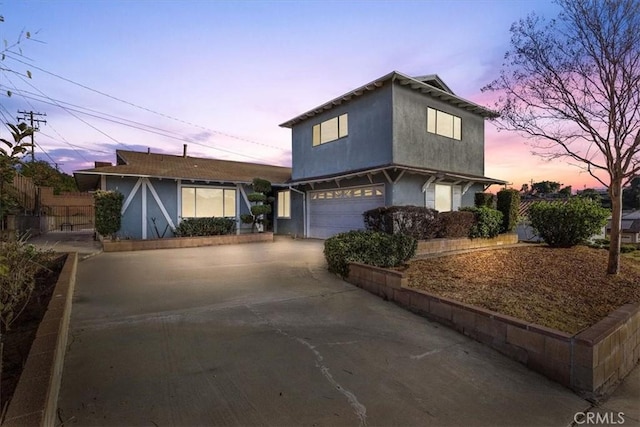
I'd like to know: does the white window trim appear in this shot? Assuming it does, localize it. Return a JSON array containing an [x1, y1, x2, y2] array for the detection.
[[427, 107, 462, 141], [312, 113, 348, 146], [179, 184, 237, 219]]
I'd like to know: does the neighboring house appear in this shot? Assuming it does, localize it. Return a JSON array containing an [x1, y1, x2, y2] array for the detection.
[[606, 211, 640, 243], [278, 71, 505, 238], [75, 71, 506, 240], [75, 149, 291, 239]]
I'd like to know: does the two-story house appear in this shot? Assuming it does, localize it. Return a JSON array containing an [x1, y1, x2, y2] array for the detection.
[[75, 71, 505, 240], [277, 71, 506, 238]]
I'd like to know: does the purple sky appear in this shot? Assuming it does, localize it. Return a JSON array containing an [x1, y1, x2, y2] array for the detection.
[[0, 0, 605, 191]]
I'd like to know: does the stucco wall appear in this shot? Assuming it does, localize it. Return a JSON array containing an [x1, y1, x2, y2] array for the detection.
[[392, 84, 485, 176], [291, 85, 393, 181], [274, 190, 304, 237]]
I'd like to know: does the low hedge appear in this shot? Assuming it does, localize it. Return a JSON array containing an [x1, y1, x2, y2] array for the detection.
[[462, 206, 503, 238], [363, 206, 440, 240], [174, 217, 236, 237], [324, 230, 417, 277], [438, 211, 475, 238]]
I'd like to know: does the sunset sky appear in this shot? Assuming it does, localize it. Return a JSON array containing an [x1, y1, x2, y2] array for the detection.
[[0, 0, 607, 191]]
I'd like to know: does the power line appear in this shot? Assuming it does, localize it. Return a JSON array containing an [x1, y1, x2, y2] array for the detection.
[[1, 86, 274, 163], [3, 52, 288, 152]]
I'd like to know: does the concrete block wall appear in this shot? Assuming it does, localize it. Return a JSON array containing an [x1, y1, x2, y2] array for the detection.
[[347, 262, 640, 398], [416, 233, 518, 256], [102, 232, 274, 252]]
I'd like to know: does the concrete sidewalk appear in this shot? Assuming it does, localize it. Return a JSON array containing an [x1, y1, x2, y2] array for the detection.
[[53, 239, 640, 426], [28, 229, 102, 260]]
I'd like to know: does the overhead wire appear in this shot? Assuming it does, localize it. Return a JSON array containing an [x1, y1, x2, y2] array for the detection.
[[1, 86, 275, 163], [4, 52, 288, 152]]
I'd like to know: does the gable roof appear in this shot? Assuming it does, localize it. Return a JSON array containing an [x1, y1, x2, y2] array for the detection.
[[279, 71, 497, 128], [74, 150, 292, 191]]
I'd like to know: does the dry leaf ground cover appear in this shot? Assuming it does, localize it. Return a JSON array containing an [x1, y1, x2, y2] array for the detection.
[[405, 245, 640, 334]]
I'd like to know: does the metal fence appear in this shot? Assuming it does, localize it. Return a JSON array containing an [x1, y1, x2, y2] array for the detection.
[[42, 205, 95, 231]]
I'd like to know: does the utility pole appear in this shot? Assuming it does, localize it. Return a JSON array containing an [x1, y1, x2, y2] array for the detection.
[[16, 110, 47, 162]]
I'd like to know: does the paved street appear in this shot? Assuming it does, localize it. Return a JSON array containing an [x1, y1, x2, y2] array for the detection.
[[58, 238, 591, 426]]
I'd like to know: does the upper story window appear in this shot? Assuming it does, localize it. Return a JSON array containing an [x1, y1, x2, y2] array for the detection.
[[181, 187, 236, 218], [427, 107, 461, 140], [312, 113, 348, 146]]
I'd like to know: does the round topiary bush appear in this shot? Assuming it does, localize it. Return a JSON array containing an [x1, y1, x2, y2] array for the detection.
[[528, 198, 610, 247], [323, 230, 417, 277]]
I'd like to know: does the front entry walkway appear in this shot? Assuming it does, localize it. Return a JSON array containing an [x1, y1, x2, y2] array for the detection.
[[58, 238, 590, 426]]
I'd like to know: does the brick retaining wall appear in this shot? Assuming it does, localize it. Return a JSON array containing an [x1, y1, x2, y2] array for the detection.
[[416, 233, 518, 256], [102, 232, 273, 252], [347, 262, 640, 398]]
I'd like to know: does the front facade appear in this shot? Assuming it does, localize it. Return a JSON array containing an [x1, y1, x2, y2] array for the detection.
[[75, 150, 292, 240], [279, 71, 505, 239], [75, 71, 505, 240]]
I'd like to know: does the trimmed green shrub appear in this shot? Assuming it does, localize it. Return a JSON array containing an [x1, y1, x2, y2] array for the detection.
[[251, 204, 271, 216], [252, 178, 272, 194], [462, 206, 503, 238], [247, 193, 267, 203], [240, 214, 254, 224], [323, 230, 417, 277], [438, 211, 475, 238], [363, 206, 440, 240], [496, 189, 520, 232], [94, 190, 123, 239], [621, 245, 637, 254], [474, 192, 496, 208], [528, 198, 609, 248], [174, 217, 235, 237]]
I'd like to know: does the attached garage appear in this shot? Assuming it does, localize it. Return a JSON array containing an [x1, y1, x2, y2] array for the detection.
[[307, 185, 385, 239]]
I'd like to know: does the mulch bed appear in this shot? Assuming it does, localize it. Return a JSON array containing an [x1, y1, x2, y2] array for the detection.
[[405, 245, 640, 334], [1, 254, 66, 415]]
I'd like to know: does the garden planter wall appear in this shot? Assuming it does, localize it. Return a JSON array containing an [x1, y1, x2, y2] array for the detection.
[[416, 233, 518, 256], [4, 252, 78, 426], [347, 262, 640, 399], [102, 232, 273, 252]]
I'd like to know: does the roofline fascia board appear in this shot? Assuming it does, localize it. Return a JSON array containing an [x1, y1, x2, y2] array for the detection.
[[279, 70, 498, 127], [288, 165, 506, 187], [74, 171, 289, 186]]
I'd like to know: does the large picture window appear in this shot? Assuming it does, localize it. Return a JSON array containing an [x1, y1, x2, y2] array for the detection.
[[312, 113, 348, 146], [277, 190, 291, 218], [181, 187, 236, 218], [427, 107, 461, 140]]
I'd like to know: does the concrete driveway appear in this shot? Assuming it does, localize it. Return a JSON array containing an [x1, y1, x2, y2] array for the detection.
[[58, 238, 589, 426]]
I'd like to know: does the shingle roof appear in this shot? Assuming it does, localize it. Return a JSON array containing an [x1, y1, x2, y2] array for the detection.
[[74, 150, 292, 191]]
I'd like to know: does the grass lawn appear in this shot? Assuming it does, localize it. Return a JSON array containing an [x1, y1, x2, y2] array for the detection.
[[405, 245, 640, 334]]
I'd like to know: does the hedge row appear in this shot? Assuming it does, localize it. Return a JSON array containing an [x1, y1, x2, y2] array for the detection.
[[363, 206, 504, 240], [174, 217, 236, 237], [323, 230, 417, 277]]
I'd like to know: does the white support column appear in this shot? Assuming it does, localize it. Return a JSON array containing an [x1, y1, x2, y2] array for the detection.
[[176, 179, 182, 225], [142, 180, 147, 239], [236, 184, 241, 235], [100, 175, 107, 191]]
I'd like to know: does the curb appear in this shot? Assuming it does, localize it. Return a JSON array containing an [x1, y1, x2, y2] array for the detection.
[[3, 252, 78, 426]]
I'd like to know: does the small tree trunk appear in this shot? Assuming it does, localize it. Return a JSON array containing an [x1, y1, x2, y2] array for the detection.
[[607, 179, 623, 275]]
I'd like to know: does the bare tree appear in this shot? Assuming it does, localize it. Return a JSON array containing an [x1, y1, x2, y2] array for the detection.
[[483, 0, 640, 274]]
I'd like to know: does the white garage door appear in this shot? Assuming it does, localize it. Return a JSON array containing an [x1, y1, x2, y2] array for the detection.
[[308, 185, 385, 239]]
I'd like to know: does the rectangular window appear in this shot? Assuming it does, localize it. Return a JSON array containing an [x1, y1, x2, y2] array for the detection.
[[434, 184, 453, 212], [277, 190, 291, 218], [312, 113, 348, 146], [181, 187, 236, 218], [427, 107, 461, 140]]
